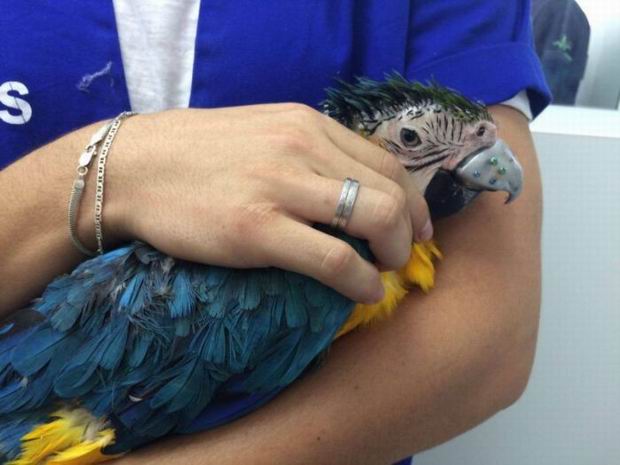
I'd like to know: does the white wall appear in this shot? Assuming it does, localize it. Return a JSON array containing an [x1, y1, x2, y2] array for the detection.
[[574, 0, 620, 109], [415, 125, 620, 465]]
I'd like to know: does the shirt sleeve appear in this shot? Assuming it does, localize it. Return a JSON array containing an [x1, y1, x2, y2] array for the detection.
[[501, 90, 533, 120], [405, 0, 551, 118]]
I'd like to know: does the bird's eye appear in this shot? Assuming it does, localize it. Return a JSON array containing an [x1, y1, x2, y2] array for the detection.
[[476, 126, 486, 137], [400, 128, 421, 147]]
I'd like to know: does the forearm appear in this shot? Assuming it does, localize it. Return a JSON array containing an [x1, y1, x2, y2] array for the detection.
[[112, 105, 542, 464], [0, 121, 129, 316]]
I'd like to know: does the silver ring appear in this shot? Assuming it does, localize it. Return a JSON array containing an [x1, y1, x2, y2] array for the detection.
[[331, 177, 360, 230]]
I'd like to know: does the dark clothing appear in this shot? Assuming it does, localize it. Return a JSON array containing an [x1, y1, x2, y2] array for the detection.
[[532, 0, 590, 104]]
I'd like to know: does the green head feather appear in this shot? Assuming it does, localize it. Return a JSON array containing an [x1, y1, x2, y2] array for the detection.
[[321, 73, 492, 128]]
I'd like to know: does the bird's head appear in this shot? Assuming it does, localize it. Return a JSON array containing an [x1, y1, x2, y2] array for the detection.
[[322, 75, 523, 219]]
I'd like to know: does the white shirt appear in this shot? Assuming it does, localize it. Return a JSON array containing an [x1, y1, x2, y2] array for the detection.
[[113, 0, 533, 119], [113, 0, 200, 113]]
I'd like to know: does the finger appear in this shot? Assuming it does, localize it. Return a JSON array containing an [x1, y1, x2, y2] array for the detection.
[[254, 216, 385, 304], [271, 174, 413, 270], [245, 102, 318, 114], [245, 102, 432, 241], [308, 148, 414, 243], [318, 118, 433, 241]]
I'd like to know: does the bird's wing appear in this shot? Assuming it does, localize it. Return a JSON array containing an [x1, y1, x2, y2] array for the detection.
[[0, 228, 368, 446]]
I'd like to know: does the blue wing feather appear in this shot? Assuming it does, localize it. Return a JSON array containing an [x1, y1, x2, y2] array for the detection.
[[10, 327, 67, 377], [0, 230, 372, 455]]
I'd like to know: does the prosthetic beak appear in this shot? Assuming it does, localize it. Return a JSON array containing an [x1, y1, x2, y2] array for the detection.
[[424, 140, 523, 220], [455, 140, 523, 204]]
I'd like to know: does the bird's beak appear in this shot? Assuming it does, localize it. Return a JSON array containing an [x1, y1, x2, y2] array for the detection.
[[423, 140, 523, 220], [454, 139, 523, 204]]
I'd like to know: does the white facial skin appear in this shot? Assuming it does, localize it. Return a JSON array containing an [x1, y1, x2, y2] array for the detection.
[[363, 105, 497, 193]]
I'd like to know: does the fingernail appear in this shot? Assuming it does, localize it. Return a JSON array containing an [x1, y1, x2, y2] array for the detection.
[[417, 219, 434, 242], [365, 284, 385, 304]]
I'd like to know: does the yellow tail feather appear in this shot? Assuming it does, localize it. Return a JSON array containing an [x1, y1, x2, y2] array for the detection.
[[8, 409, 119, 465]]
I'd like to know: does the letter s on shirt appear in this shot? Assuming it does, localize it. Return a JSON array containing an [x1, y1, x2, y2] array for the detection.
[[0, 81, 32, 125]]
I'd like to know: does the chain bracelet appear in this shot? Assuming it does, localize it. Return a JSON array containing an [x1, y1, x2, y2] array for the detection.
[[68, 119, 115, 256], [94, 111, 136, 255]]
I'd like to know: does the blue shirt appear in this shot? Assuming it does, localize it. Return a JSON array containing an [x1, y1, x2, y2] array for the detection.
[[0, 1, 550, 463], [1, 0, 550, 170]]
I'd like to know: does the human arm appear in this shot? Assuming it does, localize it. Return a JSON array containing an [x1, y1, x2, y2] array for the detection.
[[0, 104, 432, 318], [0, 120, 110, 315], [110, 104, 541, 464]]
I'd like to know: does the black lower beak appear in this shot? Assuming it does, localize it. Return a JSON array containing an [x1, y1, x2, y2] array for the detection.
[[424, 170, 481, 220]]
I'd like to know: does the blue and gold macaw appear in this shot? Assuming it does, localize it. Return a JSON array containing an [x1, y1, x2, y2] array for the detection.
[[0, 75, 522, 464]]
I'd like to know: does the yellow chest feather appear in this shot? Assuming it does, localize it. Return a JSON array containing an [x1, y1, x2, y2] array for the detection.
[[336, 240, 442, 338]]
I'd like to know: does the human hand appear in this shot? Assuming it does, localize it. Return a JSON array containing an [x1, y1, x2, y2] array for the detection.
[[100, 104, 432, 303]]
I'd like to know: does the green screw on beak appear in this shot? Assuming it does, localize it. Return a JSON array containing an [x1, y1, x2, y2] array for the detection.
[[455, 140, 523, 204]]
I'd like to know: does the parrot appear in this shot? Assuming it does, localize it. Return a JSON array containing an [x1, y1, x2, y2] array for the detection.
[[0, 74, 523, 465]]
